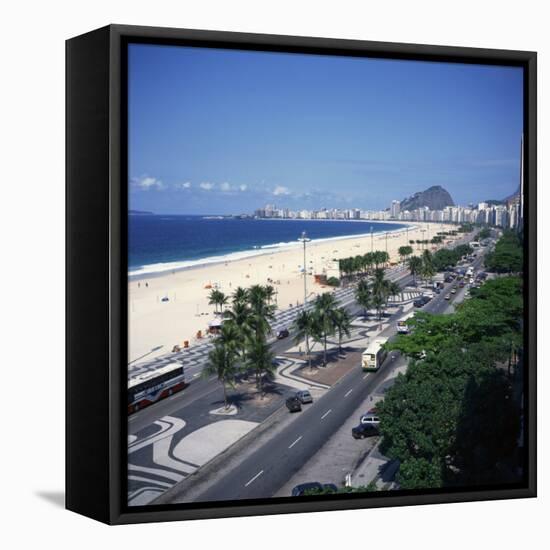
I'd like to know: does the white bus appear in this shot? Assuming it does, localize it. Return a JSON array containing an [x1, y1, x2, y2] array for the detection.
[[362, 338, 388, 372], [128, 362, 186, 414], [397, 312, 415, 334]]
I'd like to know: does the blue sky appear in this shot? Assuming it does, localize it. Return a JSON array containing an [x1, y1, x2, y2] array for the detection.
[[128, 44, 523, 215]]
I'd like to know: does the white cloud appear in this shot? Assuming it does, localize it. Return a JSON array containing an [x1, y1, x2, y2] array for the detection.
[[174, 181, 192, 190], [273, 185, 290, 196], [239, 184, 248, 192], [199, 182, 215, 191], [220, 182, 231, 192], [132, 175, 164, 190]]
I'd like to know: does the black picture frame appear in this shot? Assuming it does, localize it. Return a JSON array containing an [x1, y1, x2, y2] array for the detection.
[[66, 24, 537, 525]]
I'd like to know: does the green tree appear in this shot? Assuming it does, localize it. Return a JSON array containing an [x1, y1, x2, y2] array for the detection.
[[203, 323, 240, 409], [208, 289, 228, 314], [292, 309, 315, 369], [398, 245, 413, 263], [355, 278, 372, 318], [311, 293, 338, 365], [245, 338, 276, 396], [333, 307, 352, 354], [407, 256, 422, 287]]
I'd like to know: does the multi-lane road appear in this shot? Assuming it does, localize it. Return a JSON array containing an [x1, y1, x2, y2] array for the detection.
[[128, 232, 480, 504], [170, 246, 487, 502]]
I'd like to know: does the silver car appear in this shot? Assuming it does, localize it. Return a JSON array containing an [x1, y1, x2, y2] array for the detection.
[[296, 390, 313, 404]]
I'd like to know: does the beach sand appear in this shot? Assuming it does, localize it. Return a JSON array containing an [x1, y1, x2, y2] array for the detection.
[[128, 222, 456, 364]]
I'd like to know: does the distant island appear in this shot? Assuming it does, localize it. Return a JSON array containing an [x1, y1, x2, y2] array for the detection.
[[129, 209, 154, 216]]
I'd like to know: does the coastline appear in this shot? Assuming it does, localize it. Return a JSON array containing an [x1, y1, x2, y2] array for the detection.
[[128, 221, 455, 365], [128, 220, 416, 280]]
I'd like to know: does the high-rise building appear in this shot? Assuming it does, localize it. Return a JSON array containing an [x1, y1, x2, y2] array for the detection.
[[390, 200, 401, 218]]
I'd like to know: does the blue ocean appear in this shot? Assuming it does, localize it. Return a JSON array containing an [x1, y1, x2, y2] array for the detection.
[[128, 215, 407, 277]]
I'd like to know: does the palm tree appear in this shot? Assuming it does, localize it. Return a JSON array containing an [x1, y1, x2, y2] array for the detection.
[[386, 280, 401, 307], [203, 323, 240, 409], [371, 268, 390, 320], [232, 286, 249, 306], [312, 293, 338, 366], [224, 300, 253, 362], [292, 310, 315, 369], [264, 285, 276, 305], [208, 289, 228, 314], [333, 307, 352, 354], [355, 278, 372, 318], [421, 250, 435, 286], [245, 338, 276, 395], [407, 255, 422, 287], [248, 284, 276, 340], [398, 245, 413, 264], [208, 289, 221, 313]]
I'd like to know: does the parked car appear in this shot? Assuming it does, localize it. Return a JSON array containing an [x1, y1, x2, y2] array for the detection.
[[445, 294, 451, 300], [296, 390, 313, 404], [277, 328, 290, 339], [451, 288, 457, 294], [360, 409, 380, 425], [352, 423, 379, 439], [291, 482, 338, 496], [286, 396, 302, 412]]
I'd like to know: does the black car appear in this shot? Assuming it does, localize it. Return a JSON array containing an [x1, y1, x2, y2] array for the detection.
[[352, 423, 379, 439], [291, 482, 338, 496], [277, 328, 290, 339], [414, 295, 431, 307], [286, 396, 302, 412]]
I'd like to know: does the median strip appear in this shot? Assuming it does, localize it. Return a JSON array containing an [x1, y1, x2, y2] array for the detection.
[[244, 470, 264, 487]]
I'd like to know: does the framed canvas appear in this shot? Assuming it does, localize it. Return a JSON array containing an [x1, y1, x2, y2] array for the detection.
[[66, 24, 537, 525]]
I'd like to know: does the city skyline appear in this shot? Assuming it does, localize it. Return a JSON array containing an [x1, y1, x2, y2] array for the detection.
[[129, 44, 523, 215]]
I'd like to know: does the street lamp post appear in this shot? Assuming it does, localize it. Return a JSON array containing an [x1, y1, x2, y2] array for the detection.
[[370, 226, 373, 253], [298, 231, 311, 307]]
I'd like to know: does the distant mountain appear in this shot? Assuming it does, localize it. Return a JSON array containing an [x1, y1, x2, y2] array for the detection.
[[400, 185, 455, 211], [483, 186, 520, 207], [503, 186, 520, 205], [129, 209, 154, 216]]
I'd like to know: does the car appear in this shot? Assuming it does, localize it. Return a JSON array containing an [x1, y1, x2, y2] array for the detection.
[[291, 482, 322, 496], [360, 409, 380, 425], [434, 288, 441, 294], [451, 288, 457, 294], [277, 328, 290, 339], [286, 396, 302, 412], [296, 390, 313, 404], [458, 281, 464, 288], [413, 299, 424, 308], [445, 294, 451, 300], [352, 423, 379, 439], [291, 482, 338, 496]]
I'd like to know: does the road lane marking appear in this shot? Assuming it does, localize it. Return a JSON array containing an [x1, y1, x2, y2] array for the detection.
[[344, 389, 353, 397], [288, 436, 303, 449], [363, 374, 369, 380], [193, 373, 200, 378], [321, 409, 332, 420], [245, 470, 264, 487]]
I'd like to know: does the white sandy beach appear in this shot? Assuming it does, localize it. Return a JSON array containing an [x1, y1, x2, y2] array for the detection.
[[128, 222, 456, 364]]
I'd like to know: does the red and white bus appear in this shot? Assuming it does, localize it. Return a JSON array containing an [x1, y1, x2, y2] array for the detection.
[[128, 362, 186, 414]]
